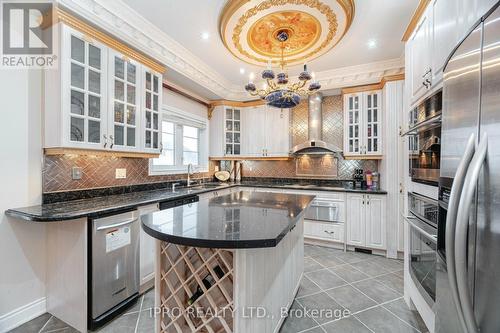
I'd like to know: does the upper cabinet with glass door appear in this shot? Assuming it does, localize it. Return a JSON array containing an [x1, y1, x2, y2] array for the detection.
[[224, 108, 241, 156], [143, 69, 162, 153], [44, 23, 164, 155], [109, 51, 140, 151], [44, 25, 108, 150], [343, 90, 383, 158]]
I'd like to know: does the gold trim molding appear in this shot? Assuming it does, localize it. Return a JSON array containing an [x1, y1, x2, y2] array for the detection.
[[401, 0, 431, 42], [55, 8, 166, 73], [341, 73, 405, 94], [45, 148, 160, 159], [219, 0, 355, 66], [208, 99, 266, 119]]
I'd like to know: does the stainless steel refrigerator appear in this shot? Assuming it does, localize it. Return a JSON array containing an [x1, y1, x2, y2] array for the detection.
[[436, 2, 500, 333]]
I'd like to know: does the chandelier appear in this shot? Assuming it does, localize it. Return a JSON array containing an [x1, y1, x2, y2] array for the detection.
[[244, 29, 321, 108]]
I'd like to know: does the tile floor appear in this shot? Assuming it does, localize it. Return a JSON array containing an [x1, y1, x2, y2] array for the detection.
[[280, 244, 428, 333], [9, 245, 427, 333], [8, 289, 154, 333]]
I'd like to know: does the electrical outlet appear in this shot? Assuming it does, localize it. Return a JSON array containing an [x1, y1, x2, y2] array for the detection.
[[72, 167, 82, 180], [115, 168, 127, 179]]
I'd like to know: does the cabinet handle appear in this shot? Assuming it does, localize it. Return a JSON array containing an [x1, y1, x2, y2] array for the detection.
[[159, 142, 163, 153], [103, 134, 108, 148], [109, 135, 114, 149], [324, 230, 335, 235], [362, 194, 365, 205]]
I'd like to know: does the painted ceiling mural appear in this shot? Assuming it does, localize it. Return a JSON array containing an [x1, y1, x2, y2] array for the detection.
[[219, 0, 355, 66]]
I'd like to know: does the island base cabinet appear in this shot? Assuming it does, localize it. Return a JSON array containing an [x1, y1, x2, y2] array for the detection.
[[154, 220, 304, 333], [346, 194, 386, 250]]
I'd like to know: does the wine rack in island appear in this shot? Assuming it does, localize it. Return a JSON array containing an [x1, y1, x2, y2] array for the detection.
[[158, 243, 235, 333], [155, 219, 304, 333]]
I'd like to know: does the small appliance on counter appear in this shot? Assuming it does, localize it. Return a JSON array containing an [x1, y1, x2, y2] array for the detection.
[[353, 168, 365, 189]]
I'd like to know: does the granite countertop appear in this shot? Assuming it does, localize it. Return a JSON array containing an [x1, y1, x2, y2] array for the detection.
[[5, 184, 234, 222], [240, 181, 387, 194], [5, 180, 386, 222], [141, 191, 315, 248]]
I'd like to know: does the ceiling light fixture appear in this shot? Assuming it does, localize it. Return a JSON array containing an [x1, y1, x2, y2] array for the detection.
[[367, 39, 377, 49], [244, 29, 320, 109], [201, 32, 210, 40], [239, 68, 245, 74]]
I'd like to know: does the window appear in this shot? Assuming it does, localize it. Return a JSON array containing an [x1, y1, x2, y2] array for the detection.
[[153, 121, 174, 166], [150, 107, 208, 175], [183, 126, 199, 165]]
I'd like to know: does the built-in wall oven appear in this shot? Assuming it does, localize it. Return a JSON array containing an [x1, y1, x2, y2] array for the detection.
[[407, 192, 438, 308], [406, 91, 442, 186]]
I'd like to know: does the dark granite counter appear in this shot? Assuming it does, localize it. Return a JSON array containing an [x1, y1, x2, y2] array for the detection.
[[141, 191, 315, 248], [5, 184, 234, 222], [239, 181, 387, 194], [5, 180, 386, 222]]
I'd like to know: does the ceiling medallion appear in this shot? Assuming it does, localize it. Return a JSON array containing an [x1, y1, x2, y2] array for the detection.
[[219, 0, 355, 66], [244, 29, 321, 109]]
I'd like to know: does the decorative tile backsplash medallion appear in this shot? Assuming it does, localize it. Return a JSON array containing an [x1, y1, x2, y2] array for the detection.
[[242, 95, 378, 179], [296, 155, 338, 177], [43, 154, 213, 193]]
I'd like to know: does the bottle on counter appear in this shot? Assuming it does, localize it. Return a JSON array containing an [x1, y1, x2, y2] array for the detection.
[[372, 172, 379, 190], [366, 171, 373, 189]]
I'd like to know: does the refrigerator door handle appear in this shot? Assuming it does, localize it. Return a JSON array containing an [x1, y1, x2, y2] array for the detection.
[[455, 133, 488, 333], [446, 133, 476, 333]]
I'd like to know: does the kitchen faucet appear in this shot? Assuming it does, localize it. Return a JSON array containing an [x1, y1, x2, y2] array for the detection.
[[187, 163, 195, 186]]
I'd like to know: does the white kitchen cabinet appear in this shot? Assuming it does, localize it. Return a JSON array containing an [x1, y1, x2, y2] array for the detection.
[[108, 50, 141, 151], [241, 106, 266, 157], [364, 194, 386, 249], [265, 107, 290, 156], [209, 106, 242, 157], [343, 91, 382, 157], [142, 69, 162, 153], [138, 203, 159, 287], [346, 193, 386, 250], [346, 194, 365, 246], [430, 0, 458, 86], [304, 221, 344, 243], [45, 25, 108, 150], [44, 23, 163, 154], [210, 105, 289, 158], [406, 0, 498, 107], [410, 10, 432, 104]]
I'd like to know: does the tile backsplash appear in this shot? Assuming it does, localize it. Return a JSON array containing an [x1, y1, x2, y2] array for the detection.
[[42, 95, 378, 192], [42, 154, 211, 193], [239, 95, 378, 179]]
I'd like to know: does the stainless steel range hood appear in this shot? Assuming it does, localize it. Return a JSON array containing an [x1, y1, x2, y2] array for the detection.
[[292, 92, 342, 155]]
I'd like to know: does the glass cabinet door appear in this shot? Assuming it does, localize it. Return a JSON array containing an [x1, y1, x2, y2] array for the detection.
[[346, 94, 361, 154], [111, 53, 139, 150], [144, 70, 161, 150], [365, 92, 381, 154], [224, 108, 241, 155], [68, 33, 106, 147]]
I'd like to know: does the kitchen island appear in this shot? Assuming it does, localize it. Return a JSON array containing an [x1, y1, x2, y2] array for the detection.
[[141, 190, 315, 333]]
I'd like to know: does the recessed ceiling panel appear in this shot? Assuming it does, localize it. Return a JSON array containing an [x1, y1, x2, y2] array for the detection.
[[220, 0, 355, 66]]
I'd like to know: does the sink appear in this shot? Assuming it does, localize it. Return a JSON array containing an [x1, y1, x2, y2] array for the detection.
[[186, 183, 224, 190]]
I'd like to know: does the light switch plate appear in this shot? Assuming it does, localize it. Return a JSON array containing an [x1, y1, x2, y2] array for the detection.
[[72, 167, 82, 180], [115, 168, 127, 179]]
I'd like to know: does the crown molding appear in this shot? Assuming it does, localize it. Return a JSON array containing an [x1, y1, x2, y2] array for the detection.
[[56, 0, 405, 101], [56, 0, 242, 97]]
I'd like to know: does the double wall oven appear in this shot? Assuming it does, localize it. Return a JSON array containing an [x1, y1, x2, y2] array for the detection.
[[407, 91, 442, 186], [407, 192, 438, 308]]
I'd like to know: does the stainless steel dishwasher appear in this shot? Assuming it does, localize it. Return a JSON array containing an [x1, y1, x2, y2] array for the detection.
[[89, 209, 140, 329]]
